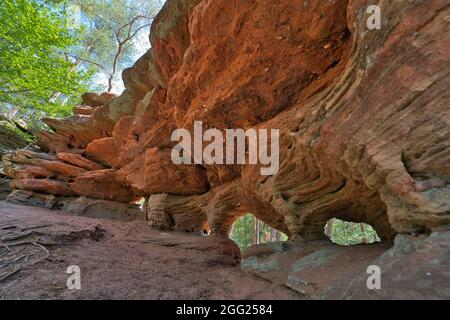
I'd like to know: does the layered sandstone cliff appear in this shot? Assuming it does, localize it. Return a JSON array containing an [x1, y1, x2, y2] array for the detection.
[[3, 0, 449, 241]]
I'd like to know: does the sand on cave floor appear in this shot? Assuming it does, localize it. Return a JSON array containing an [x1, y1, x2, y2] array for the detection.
[[0, 201, 300, 300]]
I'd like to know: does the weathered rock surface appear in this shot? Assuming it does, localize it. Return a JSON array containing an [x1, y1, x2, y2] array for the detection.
[[6, 190, 142, 221], [3, 0, 450, 243], [241, 233, 450, 299], [71, 170, 136, 203], [85, 137, 120, 167], [10, 179, 75, 196], [323, 231, 450, 299], [1, 201, 448, 299], [3, 149, 132, 203], [117, 148, 210, 196], [0, 176, 11, 200], [6, 189, 58, 208], [56, 153, 105, 171], [0, 202, 295, 299]]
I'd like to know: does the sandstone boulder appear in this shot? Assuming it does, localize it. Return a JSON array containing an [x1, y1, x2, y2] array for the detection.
[[82, 92, 116, 107], [6, 190, 143, 221], [118, 148, 209, 196], [71, 170, 136, 203], [85, 137, 120, 168], [56, 152, 104, 171], [10, 179, 74, 196], [73, 106, 94, 116]]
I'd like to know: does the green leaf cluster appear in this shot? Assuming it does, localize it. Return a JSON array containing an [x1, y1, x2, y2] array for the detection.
[[230, 214, 288, 250], [325, 218, 380, 246], [0, 0, 90, 118]]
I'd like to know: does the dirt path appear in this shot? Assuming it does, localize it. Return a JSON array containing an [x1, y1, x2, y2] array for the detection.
[[0, 202, 299, 300]]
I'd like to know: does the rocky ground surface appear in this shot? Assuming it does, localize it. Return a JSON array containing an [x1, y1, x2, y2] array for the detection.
[[1, 201, 448, 300], [241, 234, 450, 299], [0, 202, 298, 300]]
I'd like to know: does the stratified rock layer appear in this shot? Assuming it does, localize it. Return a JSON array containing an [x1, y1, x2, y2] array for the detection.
[[3, 0, 450, 240]]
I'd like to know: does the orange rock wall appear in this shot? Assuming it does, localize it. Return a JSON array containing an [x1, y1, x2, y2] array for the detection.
[[4, 0, 450, 240]]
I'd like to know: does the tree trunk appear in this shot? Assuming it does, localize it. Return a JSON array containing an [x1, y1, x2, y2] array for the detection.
[[252, 216, 257, 245], [108, 43, 124, 92], [229, 222, 234, 238], [360, 223, 368, 244], [326, 219, 334, 241], [256, 219, 260, 244], [271, 228, 277, 242], [275, 230, 281, 241]]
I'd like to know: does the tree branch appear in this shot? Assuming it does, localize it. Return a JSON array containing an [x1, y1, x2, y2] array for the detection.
[[66, 53, 113, 76], [76, 2, 120, 38], [125, 23, 151, 42], [118, 15, 146, 40]]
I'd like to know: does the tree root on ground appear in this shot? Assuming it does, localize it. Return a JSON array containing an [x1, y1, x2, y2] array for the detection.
[[0, 236, 52, 283]]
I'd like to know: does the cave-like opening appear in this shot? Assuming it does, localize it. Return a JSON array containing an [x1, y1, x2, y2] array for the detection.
[[324, 218, 380, 246], [229, 213, 288, 250]]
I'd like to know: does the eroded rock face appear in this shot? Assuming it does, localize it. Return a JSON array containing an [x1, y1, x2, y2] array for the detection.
[[0, 176, 11, 200], [117, 148, 209, 196], [71, 170, 136, 203], [3, 0, 449, 240], [6, 190, 142, 221]]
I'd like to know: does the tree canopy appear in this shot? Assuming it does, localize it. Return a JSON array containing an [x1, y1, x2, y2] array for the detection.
[[0, 0, 163, 133], [230, 214, 288, 249], [70, 0, 161, 92], [0, 0, 90, 118], [324, 218, 380, 246]]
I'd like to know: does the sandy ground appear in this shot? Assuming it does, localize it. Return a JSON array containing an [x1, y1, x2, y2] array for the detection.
[[0, 202, 300, 300]]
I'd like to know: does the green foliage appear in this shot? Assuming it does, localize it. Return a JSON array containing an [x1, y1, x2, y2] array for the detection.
[[0, 0, 163, 132], [0, 0, 90, 118], [0, 119, 34, 145], [325, 218, 380, 246], [230, 214, 254, 249], [0, 116, 33, 173], [230, 214, 288, 250]]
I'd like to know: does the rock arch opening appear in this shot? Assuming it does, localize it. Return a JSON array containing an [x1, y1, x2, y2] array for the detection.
[[230, 213, 288, 250], [324, 218, 380, 246]]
